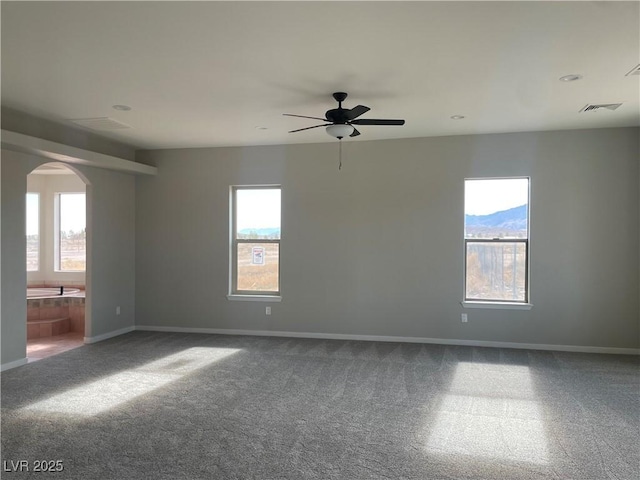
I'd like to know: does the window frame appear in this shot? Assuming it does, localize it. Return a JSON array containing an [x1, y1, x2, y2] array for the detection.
[[26, 192, 40, 272], [463, 177, 531, 305], [55, 192, 86, 273], [229, 185, 281, 298], [464, 238, 529, 303]]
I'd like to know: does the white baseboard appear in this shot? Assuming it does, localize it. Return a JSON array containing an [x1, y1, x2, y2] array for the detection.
[[1, 357, 28, 372], [135, 326, 640, 355], [1, 326, 635, 373], [84, 325, 135, 344]]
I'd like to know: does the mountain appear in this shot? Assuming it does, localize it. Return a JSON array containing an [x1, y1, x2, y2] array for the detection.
[[238, 227, 281, 238], [465, 204, 527, 232]]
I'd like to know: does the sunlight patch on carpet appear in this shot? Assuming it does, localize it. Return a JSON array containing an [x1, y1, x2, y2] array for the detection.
[[23, 347, 240, 416], [426, 363, 549, 465]]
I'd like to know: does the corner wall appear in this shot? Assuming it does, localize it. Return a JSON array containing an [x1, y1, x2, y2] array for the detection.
[[135, 127, 640, 350], [1, 149, 136, 366]]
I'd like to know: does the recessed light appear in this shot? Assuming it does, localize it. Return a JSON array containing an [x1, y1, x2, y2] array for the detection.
[[450, 115, 465, 120], [112, 104, 131, 111], [559, 74, 582, 82], [255, 126, 268, 130]]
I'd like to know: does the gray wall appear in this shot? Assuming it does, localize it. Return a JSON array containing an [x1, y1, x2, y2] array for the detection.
[[1, 149, 136, 365], [135, 127, 640, 349]]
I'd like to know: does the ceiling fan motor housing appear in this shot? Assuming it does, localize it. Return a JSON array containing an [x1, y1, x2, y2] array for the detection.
[[325, 108, 349, 123], [326, 92, 350, 122]]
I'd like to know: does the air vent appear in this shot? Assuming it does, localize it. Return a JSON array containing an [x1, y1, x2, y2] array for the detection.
[[579, 103, 622, 113], [69, 117, 131, 131], [625, 64, 640, 76]]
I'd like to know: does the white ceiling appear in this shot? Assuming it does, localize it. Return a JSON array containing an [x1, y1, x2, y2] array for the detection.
[[2, 1, 639, 150], [31, 164, 75, 175], [29, 163, 75, 175]]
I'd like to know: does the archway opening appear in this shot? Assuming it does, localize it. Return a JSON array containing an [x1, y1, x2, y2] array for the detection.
[[25, 163, 90, 361]]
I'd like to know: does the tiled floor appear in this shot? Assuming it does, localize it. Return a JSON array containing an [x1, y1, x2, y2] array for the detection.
[[27, 332, 84, 362]]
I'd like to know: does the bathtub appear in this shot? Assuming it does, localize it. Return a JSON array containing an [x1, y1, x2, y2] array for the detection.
[[27, 287, 86, 339], [27, 287, 82, 299]]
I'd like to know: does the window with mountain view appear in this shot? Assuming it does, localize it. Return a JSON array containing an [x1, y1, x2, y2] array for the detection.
[[231, 186, 281, 295], [464, 178, 529, 303]]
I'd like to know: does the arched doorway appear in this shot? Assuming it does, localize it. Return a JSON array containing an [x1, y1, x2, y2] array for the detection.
[[25, 162, 91, 361]]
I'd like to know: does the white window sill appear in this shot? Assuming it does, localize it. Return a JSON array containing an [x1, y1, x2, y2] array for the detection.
[[227, 295, 282, 303], [461, 301, 533, 310]]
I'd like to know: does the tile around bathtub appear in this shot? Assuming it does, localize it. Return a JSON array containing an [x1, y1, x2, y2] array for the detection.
[[27, 307, 40, 321], [70, 313, 85, 334], [39, 307, 57, 320], [27, 324, 40, 340], [39, 323, 52, 338]]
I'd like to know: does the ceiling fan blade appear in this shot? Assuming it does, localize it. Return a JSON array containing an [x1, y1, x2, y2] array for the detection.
[[283, 113, 328, 122], [351, 119, 405, 126], [350, 128, 361, 137], [288, 124, 328, 133], [346, 105, 370, 120]]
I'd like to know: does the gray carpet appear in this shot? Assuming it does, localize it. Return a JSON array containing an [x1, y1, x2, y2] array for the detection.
[[1, 331, 638, 479]]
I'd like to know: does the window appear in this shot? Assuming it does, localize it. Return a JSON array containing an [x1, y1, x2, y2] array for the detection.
[[230, 186, 281, 296], [56, 193, 86, 271], [26, 193, 40, 271], [464, 178, 529, 303]]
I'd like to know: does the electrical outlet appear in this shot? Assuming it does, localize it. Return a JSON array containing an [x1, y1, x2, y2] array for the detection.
[[116, 306, 121, 315], [265, 306, 271, 315], [461, 313, 468, 323]]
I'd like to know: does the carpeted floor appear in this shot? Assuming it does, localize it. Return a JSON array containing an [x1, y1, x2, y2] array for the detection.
[[1, 331, 638, 479]]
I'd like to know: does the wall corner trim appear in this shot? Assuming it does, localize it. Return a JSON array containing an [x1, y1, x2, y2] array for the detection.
[[84, 326, 136, 344], [0, 358, 28, 372], [134, 326, 640, 355], [1, 129, 157, 176]]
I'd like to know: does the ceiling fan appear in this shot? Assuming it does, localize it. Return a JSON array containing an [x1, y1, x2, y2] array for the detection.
[[283, 92, 405, 139]]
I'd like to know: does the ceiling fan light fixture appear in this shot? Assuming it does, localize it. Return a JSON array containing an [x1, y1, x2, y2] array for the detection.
[[326, 124, 354, 139]]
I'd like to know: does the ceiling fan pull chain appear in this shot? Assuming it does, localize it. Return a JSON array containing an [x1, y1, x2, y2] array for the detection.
[[339, 139, 343, 170]]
